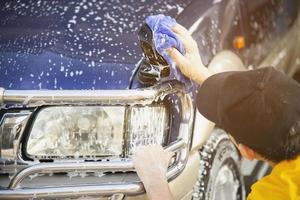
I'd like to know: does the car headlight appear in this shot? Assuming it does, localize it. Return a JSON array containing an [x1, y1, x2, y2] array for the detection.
[[26, 105, 169, 159], [0, 112, 31, 160], [27, 106, 125, 158], [127, 105, 169, 155]]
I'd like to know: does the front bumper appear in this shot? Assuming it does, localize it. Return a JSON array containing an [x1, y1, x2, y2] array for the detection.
[[0, 80, 194, 199]]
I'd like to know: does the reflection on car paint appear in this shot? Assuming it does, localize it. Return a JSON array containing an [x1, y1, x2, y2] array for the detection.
[[0, 0, 192, 90]]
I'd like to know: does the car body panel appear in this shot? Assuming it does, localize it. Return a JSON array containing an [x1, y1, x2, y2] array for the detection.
[[0, 0, 192, 90], [240, 0, 299, 69], [258, 10, 300, 75]]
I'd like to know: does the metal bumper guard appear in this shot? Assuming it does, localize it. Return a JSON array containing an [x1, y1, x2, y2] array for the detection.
[[0, 81, 193, 199]]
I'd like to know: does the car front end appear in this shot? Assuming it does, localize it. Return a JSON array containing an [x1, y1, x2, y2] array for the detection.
[[0, 79, 199, 199]]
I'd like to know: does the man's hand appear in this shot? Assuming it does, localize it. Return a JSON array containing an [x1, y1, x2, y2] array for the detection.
[[133, 144, 174, 200], [168, 24, 212, 84]]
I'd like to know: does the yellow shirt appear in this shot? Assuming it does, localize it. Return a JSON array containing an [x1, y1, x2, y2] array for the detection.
[[247, 156, 300, 200]]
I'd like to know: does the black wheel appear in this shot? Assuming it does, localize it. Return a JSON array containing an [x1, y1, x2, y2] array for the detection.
[[192, 129, 245, 200]]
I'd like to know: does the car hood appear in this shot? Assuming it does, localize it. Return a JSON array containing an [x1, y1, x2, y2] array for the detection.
[[0, 0, 191, 90]]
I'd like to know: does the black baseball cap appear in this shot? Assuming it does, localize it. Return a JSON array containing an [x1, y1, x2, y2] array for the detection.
[[197, 67, 300, 154]]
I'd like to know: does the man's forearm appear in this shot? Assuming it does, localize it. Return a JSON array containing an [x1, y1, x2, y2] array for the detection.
[[143, 174, 174, 200], [192, 64, 212, 85], [133, 145, 174, 200]]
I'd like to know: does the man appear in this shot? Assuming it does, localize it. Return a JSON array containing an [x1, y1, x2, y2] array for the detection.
[[133, 24, 300, 200]]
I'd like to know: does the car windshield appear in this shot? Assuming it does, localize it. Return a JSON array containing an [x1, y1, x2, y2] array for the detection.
[[0, 0, 191, 64]]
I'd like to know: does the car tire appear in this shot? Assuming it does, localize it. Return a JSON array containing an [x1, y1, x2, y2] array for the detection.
[[192, 129, 245, 200]]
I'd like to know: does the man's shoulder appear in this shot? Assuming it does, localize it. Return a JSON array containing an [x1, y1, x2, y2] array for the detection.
[[247, 173, 287, 200], [247, 157, 300, 200]]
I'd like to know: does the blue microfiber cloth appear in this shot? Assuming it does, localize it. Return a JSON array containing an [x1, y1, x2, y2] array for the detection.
[[145, 14, 192, 87], [145, 14, 185, 64]]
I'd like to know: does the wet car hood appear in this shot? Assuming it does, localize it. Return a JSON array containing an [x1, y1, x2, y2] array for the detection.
[[0, 0, 191, 90]]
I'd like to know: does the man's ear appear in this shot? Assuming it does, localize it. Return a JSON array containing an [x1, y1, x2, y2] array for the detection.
[[238, 144, 256, 160]]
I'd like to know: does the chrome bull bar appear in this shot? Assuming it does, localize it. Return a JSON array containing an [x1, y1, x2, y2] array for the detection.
[[0, 80, 194, 199], [0, 81, 186, 106]]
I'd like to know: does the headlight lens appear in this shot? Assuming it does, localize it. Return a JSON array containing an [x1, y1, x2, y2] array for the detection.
[[127, 105, 169, 155], [27, 106, 125, 158], [26, 105, 170, 159], [0, 112, 31, 159]]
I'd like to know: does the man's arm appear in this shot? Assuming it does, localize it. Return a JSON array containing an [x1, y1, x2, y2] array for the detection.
[[133, 23, 211, 200], [133, 145, 174, 200], [168, 24, 212, 85]]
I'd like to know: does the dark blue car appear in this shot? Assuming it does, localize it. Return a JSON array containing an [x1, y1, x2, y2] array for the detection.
[[0, 0, 299, 199]]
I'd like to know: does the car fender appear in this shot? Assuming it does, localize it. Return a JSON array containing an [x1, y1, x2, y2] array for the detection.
[[191, 50, 246, 151]]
